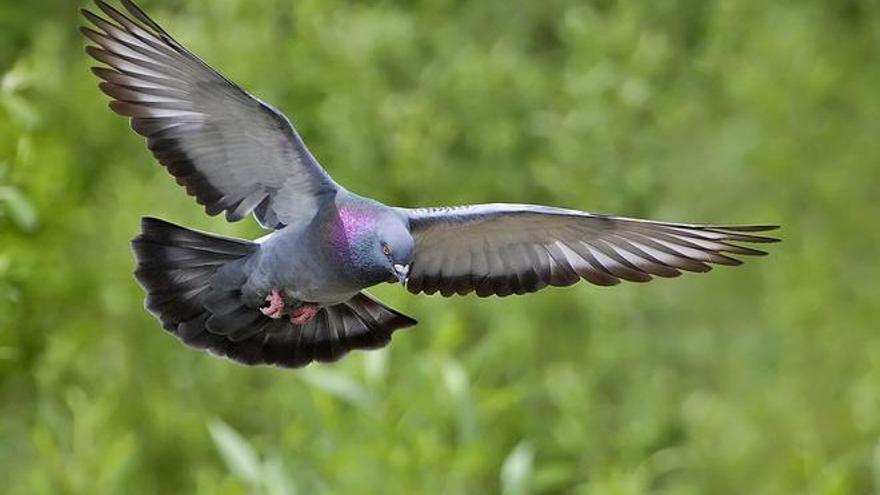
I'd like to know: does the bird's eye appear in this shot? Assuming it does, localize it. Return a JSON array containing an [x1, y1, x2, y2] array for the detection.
[[383, 244, 392, 256]]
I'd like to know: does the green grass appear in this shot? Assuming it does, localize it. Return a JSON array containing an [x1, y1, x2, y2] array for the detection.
[[1, 0, 879, 493]]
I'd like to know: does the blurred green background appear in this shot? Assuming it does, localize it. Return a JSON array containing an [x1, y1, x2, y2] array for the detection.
[[1, 0, 878, 493]]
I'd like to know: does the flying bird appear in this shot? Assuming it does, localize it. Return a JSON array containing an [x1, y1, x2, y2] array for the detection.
[[81, 0, 779, 368]]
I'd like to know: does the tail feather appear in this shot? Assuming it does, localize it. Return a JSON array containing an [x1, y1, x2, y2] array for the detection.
[[205, 306, 263, 339], [302, 292, 417, 366], [132, 216, 417, 368], [133, 217, 256, 332]]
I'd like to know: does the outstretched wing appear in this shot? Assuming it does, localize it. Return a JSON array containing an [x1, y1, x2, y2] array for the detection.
[[402, 204, 779, 297], [81, 0, 338, 229]]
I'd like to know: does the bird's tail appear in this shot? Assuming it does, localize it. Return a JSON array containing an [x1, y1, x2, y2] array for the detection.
[[132, 216, 258, 335], [131, 217, 417, 368]]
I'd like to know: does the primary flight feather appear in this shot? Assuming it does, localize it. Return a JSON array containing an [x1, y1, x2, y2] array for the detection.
[[81, 0, 779, 368]]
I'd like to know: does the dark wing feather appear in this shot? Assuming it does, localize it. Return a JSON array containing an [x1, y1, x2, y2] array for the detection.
[[402, 204, 779, 297], [81, 0, 338, 228]]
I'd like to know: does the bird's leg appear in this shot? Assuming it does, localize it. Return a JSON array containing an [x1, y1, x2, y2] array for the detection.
[[290, 303, 320, 326], [259, 289, 285, 319]]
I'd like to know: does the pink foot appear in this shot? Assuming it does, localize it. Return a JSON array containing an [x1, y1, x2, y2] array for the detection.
[[260, 289, 285, 319], [290, 303, 320, 326]]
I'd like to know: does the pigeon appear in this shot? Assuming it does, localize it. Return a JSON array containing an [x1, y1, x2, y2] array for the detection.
[[81, 0, 779, 368]]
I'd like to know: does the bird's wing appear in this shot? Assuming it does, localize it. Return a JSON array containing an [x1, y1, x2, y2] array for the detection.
[[401, 204, 779, 297], [81, 0, 338, 229]]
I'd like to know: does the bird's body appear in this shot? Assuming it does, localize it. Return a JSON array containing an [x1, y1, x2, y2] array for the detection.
[[245, 192, 409, 306], [82, 0, 779, 368]]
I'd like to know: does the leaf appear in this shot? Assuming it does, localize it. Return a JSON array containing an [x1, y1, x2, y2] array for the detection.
[[263, 456, 297, 495], [442, 359, 478, 443], [1, 94, 39, 129], [441, 359, 469, 399], [208, 419, 261, 486], [363, 348, 389, 386], [0, 186, 39, 232], [501, 441, 534, 495], [299, 368, 374, 409]]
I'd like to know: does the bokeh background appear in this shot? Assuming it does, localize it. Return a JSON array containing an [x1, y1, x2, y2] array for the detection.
[[1, 0, 878, 493]]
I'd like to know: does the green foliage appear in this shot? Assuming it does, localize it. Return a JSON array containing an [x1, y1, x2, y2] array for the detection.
[[1, 0, 879, 493]]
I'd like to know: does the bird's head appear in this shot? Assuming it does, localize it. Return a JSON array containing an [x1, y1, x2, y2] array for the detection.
[[376, 216, 414, 284], [326, 204, 413, 287]]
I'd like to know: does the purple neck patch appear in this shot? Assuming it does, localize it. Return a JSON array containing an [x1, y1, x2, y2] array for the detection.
[[325, 205, 378, 266]]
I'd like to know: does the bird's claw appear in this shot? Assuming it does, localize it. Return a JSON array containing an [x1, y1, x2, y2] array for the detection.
[[290, 303, 320, 326], [260, 289, 285, 319]]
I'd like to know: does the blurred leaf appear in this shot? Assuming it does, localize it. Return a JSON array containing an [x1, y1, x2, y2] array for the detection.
[[2, 62, 30, 93], [501, 441, 534, 495], [299, 368, 374, 409], [262, 457, 297, 495], [363, 348, 389, 386], [442, 359, 478, 444], [442, 359, 469, 399], [1, 95, 39, 130], [1, 64, 39, 130], [0, 186, 38, 232], [208, 420, 261, 487]]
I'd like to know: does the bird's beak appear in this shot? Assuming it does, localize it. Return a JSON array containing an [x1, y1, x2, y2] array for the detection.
[[392, 263, 409, 285]]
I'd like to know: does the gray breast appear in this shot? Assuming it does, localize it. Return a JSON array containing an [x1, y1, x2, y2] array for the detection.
[[246, 226, 361, 304]]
